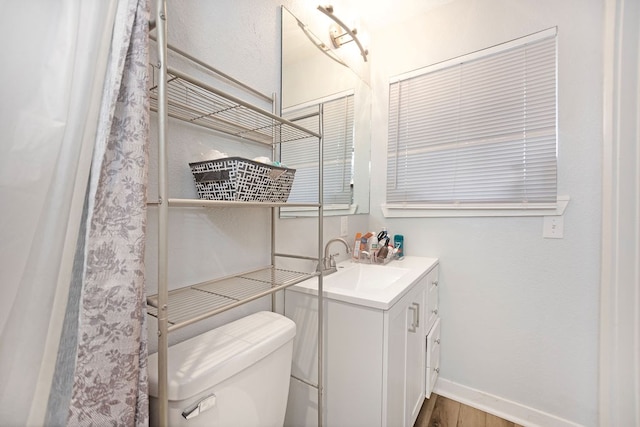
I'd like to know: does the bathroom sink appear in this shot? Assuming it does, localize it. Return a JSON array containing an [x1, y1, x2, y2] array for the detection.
[[289, 256, 439, 310], [327, 264, 409, 291]]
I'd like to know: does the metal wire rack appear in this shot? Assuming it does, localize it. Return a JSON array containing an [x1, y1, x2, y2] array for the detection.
[[149, 66, 320, 145], [146, 267, 317, 330], [150, 7, 324, 424]]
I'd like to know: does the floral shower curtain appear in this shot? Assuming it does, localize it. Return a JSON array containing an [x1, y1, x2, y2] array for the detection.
[[1, 0, 149, 425], [64, 0, 151, 425]]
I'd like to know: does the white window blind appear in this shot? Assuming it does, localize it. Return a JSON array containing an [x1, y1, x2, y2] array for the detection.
[[282, 93, 355, 205], [387, 29, 557, 208]]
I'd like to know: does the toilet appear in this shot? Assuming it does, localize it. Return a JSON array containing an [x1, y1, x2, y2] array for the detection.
[[148, 311, 296, 426]]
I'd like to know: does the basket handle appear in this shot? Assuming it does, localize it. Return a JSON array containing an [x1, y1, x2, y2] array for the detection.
[[193, 170, 230, 183], [269, 169, 287, 181]]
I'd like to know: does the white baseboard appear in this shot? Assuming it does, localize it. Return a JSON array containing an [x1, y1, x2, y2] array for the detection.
[[433, 378, 584, 427]]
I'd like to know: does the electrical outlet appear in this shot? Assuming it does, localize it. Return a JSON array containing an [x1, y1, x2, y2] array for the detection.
[[543, 215, 564, 238], [340, 216, 348, 237]]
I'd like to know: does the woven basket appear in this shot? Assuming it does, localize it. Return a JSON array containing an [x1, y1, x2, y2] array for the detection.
[[189, 157, 296, 202]]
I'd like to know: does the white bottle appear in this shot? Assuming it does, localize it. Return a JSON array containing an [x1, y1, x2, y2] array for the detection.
[[352, 232, 362, 260], [369, 231, 379, 255]]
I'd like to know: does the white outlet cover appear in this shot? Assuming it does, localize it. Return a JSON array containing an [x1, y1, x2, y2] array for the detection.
[[543, 215, 564, 238]]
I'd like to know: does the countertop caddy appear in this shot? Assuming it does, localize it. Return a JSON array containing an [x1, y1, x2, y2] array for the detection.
[[284, 256, 441, 427]]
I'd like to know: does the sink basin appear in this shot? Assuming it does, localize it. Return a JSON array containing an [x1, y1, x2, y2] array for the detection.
[[289, 256, 439, 310], [326, 264, 409, 291]]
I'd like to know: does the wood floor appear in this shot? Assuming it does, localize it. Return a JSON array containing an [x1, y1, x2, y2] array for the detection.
[[414, 394, 525, 427]]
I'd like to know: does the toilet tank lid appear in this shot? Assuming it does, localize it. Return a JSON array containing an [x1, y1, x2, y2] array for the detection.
[[148, 311, 296, 401]]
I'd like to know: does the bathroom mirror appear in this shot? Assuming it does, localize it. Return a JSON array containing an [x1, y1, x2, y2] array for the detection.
[[280, 6, 371, 217]]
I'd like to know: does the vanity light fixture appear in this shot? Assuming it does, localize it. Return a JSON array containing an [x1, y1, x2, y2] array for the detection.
[[294, 16, 348, 67], [317, 5, 369, 62]]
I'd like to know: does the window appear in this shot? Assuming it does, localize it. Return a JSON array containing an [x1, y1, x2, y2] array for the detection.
[[385, 28, 558, 216], [281, 91, 355, 213]]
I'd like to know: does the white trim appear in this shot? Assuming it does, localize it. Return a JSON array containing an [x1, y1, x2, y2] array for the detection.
[[599, 0, 640, 425], [434, 378, 584, 427], [280, 204, 357, 217], [390, 27, 557, 84], [382, 196, 569, 218], [283, 88, 355, 113]]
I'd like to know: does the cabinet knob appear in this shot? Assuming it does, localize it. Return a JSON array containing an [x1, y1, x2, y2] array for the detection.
[[435, 338, 440, 345], [432, 280, 439, 286], [434, 367, 440, 373], [432, 309, 438, 315]]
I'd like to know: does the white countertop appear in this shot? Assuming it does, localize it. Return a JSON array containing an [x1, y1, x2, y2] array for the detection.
[[287, 256, 439, 310]]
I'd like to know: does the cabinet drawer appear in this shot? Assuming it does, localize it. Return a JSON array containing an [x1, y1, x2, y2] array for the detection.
[[425, 317, 441, 398], [425, 268, 439, 332]]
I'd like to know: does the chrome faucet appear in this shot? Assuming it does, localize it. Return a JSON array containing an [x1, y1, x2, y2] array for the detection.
[[322, 237, 351, 274]]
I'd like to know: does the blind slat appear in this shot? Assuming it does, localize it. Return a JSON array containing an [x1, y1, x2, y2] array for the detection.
[[283, 94, 355, 204], [387, 32, 557, 206]]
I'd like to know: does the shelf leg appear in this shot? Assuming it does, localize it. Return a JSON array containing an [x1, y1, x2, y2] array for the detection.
[[155, 0, 169, 426]]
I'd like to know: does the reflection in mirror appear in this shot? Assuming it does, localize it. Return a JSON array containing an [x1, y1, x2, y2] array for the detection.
[[280, 6, 371, 217]]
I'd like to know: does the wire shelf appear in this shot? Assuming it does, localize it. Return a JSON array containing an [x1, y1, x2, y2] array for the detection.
[[149, 67, 320, 145], [146, 267, 316, 330]]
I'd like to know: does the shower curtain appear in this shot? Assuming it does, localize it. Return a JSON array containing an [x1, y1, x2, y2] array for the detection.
[[0, 0, 150, 425], [65, 0, 150, 424]]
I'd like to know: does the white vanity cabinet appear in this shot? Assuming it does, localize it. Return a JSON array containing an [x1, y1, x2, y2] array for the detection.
[[284, 258, 440, 427], [386, 263, 440, 423], [385, 274, 428, 426]]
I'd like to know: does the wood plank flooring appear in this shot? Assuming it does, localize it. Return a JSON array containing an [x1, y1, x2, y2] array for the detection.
[[414, 394, 525, 427]]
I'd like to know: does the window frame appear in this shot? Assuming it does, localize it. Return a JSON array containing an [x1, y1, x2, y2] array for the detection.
[[280, 89, 356, 217], [383, 27, 567, 218]]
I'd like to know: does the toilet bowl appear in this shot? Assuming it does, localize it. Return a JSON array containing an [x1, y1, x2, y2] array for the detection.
[[148, 311, 296, 426]]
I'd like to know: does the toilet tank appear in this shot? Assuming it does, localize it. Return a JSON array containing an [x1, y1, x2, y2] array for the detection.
[[148, 311, 296, 427]]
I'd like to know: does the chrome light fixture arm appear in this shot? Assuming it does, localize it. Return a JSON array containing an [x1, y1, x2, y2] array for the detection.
[[317, 5, 369, 62]]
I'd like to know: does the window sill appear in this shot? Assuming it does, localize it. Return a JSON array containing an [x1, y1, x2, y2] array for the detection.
[[280, 204, 358, 218], [381, 196, 570, 218]]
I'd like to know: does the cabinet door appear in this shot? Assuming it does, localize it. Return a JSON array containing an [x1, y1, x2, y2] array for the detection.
[[385, 280, 425, 427], [405, 282, 426, 426], [385, 294, 408, 426], [425, 317, 441, 398]]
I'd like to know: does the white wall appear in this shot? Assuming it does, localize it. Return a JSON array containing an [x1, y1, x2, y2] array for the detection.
[[148, 0, 603, 426], [367, 1, 603, 426]]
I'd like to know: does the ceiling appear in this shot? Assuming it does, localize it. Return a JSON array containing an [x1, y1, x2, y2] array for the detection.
[[328, 0, 454, 30]]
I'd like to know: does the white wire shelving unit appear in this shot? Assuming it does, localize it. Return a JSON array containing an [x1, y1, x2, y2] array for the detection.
[[149, 2, 325, 426]]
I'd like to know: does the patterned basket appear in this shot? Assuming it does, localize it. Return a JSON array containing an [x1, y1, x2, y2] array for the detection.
[[189, 157, 296, 202]]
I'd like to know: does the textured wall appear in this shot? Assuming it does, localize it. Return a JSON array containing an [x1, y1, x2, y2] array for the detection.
[[367, 1, 603, 425], [146, 1, 603, 425]]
